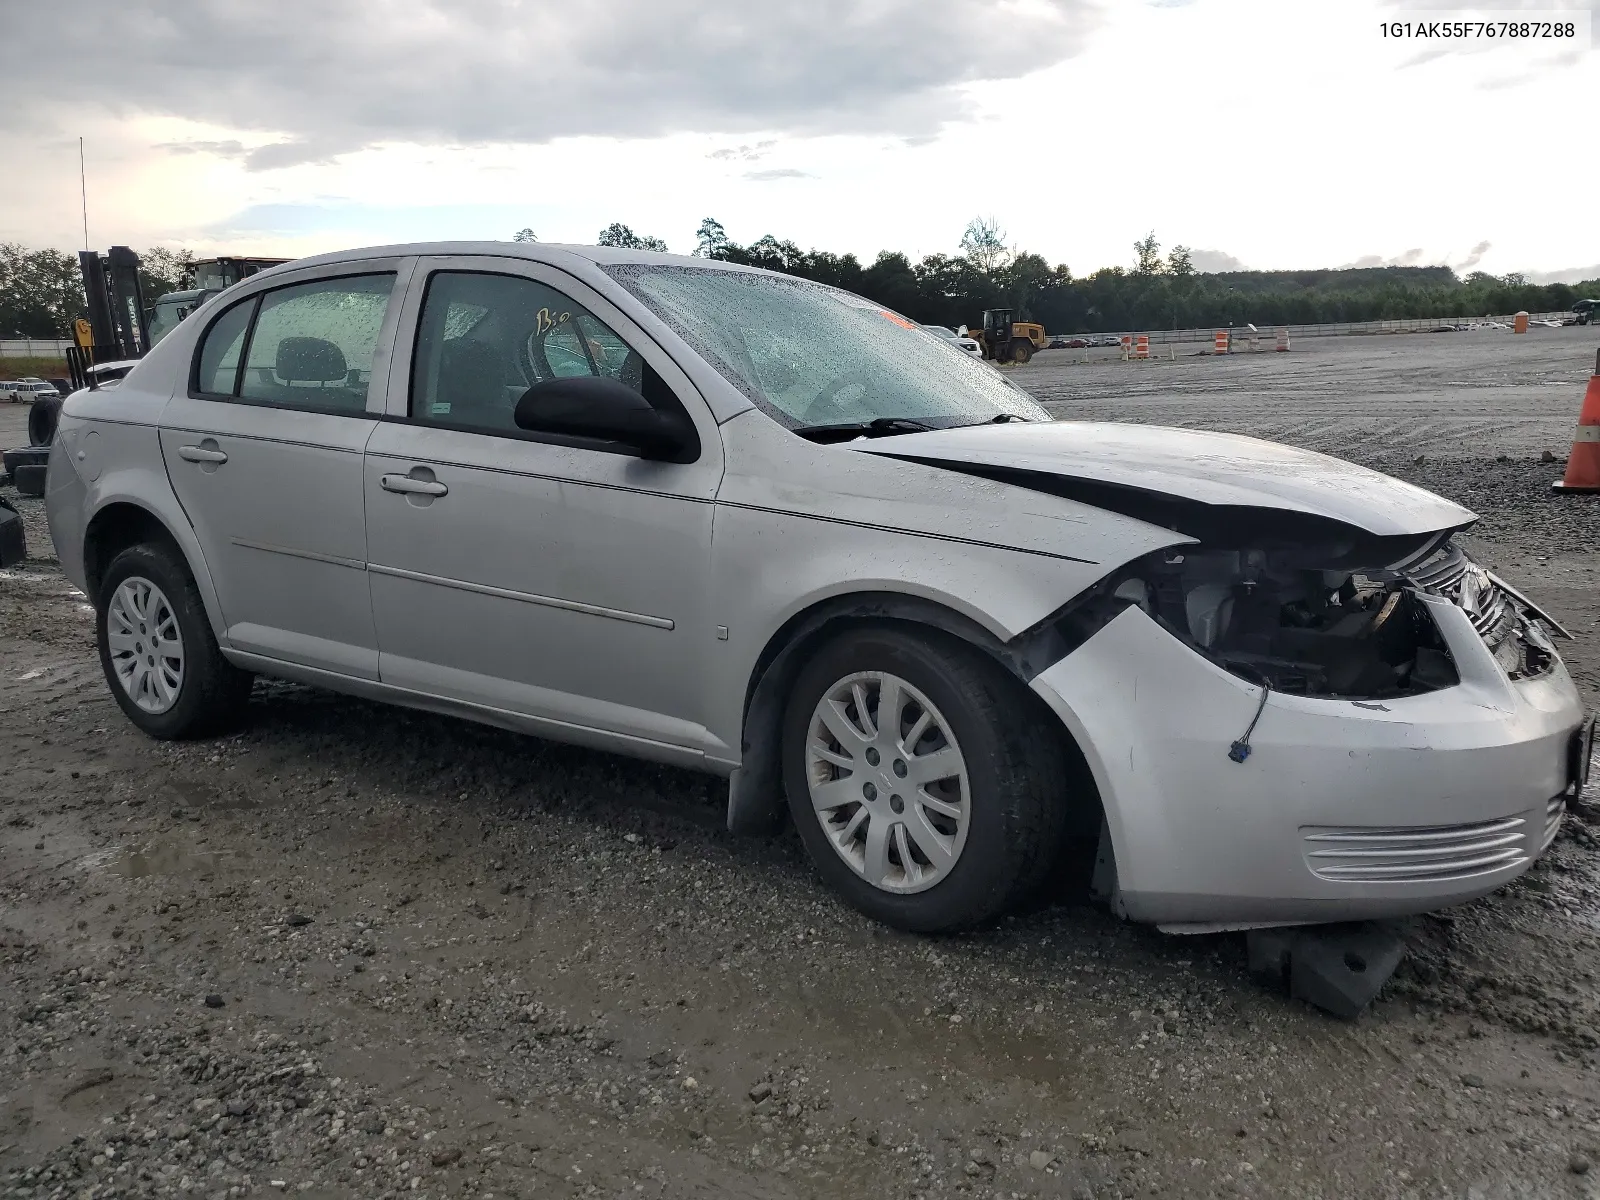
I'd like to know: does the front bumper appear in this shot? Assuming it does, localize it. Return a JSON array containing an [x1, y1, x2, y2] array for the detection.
[[1029, 595, 1586, 928]]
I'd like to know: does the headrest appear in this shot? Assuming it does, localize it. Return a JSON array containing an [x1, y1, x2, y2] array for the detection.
[[277, 337, 348, 383]]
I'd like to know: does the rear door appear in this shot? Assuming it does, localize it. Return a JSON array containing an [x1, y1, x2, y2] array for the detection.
[[158, 260, 413, 679]]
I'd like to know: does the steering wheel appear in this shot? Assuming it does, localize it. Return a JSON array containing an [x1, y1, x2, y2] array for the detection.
[[798, 371, 873, 425]]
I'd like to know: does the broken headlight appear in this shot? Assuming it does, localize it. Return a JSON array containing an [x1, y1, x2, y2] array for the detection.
[[1033, 544, 1462, 699]]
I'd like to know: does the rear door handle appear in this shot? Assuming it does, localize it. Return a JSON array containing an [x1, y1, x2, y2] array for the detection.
[[380, 473, 448, 497], [177, 445, 228, 464]]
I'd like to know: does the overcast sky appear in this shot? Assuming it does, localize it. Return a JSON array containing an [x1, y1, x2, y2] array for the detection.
[[2, 0, 1595, 280]]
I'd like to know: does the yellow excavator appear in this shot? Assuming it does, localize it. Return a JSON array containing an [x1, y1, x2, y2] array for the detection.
[[962, 308, 1046, 364]]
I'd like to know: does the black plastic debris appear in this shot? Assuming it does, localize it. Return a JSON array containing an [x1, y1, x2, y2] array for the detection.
[[0, 498, 24, 568], [1247, 920, 1412, 1019]]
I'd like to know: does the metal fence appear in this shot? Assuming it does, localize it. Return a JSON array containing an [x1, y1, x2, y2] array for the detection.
[[0, 338, 74, 359], [1077, 313, 1578, 345]]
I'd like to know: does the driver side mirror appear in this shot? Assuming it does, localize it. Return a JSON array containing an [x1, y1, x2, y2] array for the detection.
[[513, 376, 696, 462]]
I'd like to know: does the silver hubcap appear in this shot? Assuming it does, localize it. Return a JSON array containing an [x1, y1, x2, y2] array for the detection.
[[106, 576, 184, 714], [805, 671, 970, 894]]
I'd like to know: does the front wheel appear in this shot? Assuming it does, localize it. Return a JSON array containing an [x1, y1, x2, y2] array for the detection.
[[96, 543, 253, 738], [781, 627, 1071, 932]]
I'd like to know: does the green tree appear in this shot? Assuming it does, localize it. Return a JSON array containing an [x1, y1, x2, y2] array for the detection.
[[0, 243, 84, 337], [959, 217, 1010, 274], [1166, 245, 1195, 277], [694, 218, 730, 258], [597, 223, 668, 252], [138, 246, 197, 301], [1000, 252, 1055, 320], [1133, 231, 1163, 275], [512, 228, 538, 243], [861, 251, 919, 315]]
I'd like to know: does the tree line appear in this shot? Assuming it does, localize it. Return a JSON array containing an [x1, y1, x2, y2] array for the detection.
[[577, 218, 1598, 332], [0, 244, 197, 339], [3, 224, 1594, 340], [691, 220, 1598, 333]]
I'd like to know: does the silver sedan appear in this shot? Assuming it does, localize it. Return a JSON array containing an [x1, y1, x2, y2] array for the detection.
[[43, 242, 1591, 934]]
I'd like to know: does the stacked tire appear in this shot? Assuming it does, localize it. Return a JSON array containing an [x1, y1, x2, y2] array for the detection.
[[3, 447, 49, 497], [3, 393, 61, 498]]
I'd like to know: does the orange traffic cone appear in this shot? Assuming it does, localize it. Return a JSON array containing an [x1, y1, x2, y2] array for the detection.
[[1552, 348, 1600, 494]]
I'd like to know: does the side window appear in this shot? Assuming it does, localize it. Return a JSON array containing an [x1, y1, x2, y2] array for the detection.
[[409, 271, 646, 435], [194, 297, 256, 396], [236, 274, 395, 413]]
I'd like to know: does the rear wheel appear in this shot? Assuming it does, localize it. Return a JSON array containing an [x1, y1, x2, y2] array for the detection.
[[1011, 340, 1034, 364], [96, 543, 252, 738], [781, 627, 1071, 932]]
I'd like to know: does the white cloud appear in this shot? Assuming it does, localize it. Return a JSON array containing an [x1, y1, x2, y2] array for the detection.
[[1188, 249, 1249, 273], [0, 0, 1592, 282], [1, 0, 1105, 155], [1525, 264, 1600, 285]]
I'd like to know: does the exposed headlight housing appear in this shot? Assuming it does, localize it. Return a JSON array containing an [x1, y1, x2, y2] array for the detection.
[[1023, 536, 1559, 700]]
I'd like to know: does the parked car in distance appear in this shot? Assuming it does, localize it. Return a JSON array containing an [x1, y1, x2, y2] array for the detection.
[[43, 241, 1592, 938], [921, 324, 982, 357], [7, 378, 59, 403], [1061, 337, 1091, 349]]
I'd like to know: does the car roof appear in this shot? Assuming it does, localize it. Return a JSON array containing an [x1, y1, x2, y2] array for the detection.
[[249, 241, 772, 283]]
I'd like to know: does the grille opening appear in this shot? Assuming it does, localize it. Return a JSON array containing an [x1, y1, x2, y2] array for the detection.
[[1404, 541, 1555, 680]]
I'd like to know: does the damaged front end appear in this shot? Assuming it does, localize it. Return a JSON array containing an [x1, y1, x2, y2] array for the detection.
[[1024, 520, 1563, 700]]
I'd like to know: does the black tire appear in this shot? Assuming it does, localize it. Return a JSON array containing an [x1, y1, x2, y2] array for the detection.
[[27, 396, 62, 448], [12, 463, 46, 497], [0, 498, 24, 567], [1012, 340, 1034, 365], [96, 543, 253, 739], [781, 626, 1072, 932], [4, 446, 49, 476]]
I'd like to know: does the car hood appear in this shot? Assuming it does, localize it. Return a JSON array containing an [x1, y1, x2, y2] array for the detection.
[[852, 420, 1476, 540]]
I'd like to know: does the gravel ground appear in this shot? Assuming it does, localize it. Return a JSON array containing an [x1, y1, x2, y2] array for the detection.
[[2, 334, 1600, 1200]]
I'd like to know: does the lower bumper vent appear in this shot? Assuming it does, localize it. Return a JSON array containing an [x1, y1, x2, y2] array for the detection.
[[1302, 816, 1529, 883], [1542, 795, 1566, 853]]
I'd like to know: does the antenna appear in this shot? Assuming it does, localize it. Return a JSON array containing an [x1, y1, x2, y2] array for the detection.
[[79, 137, 89, 250]]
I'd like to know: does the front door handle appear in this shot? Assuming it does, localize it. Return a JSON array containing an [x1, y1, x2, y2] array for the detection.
[[380, 473, 448, 497], [178, 444, 228, 464]]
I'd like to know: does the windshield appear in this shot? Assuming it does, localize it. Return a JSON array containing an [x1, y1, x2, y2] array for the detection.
[[147, 294, 196, 346], [606, 265, 1047, 430]]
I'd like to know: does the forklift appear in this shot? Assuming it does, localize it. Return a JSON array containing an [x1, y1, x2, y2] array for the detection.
[[9, 249, 292, 497], [65, 248, 290, 391]]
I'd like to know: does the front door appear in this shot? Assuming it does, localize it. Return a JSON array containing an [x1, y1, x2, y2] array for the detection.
[[363, 258, 726, 756], [159, 265, 409, 679]]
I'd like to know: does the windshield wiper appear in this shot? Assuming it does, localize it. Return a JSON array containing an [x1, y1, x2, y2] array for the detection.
[[789, 416, 938, 443]]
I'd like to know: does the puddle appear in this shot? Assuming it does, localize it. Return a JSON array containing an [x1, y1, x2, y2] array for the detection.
[[95, 843, 247, 878]]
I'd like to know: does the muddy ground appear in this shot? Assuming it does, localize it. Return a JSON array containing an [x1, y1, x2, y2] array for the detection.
[[2, 331, 1599, 1200]]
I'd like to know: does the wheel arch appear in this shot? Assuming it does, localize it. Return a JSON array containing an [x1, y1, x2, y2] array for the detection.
[[726, 589, 1099, 837], [81, 499, 228, 644]]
